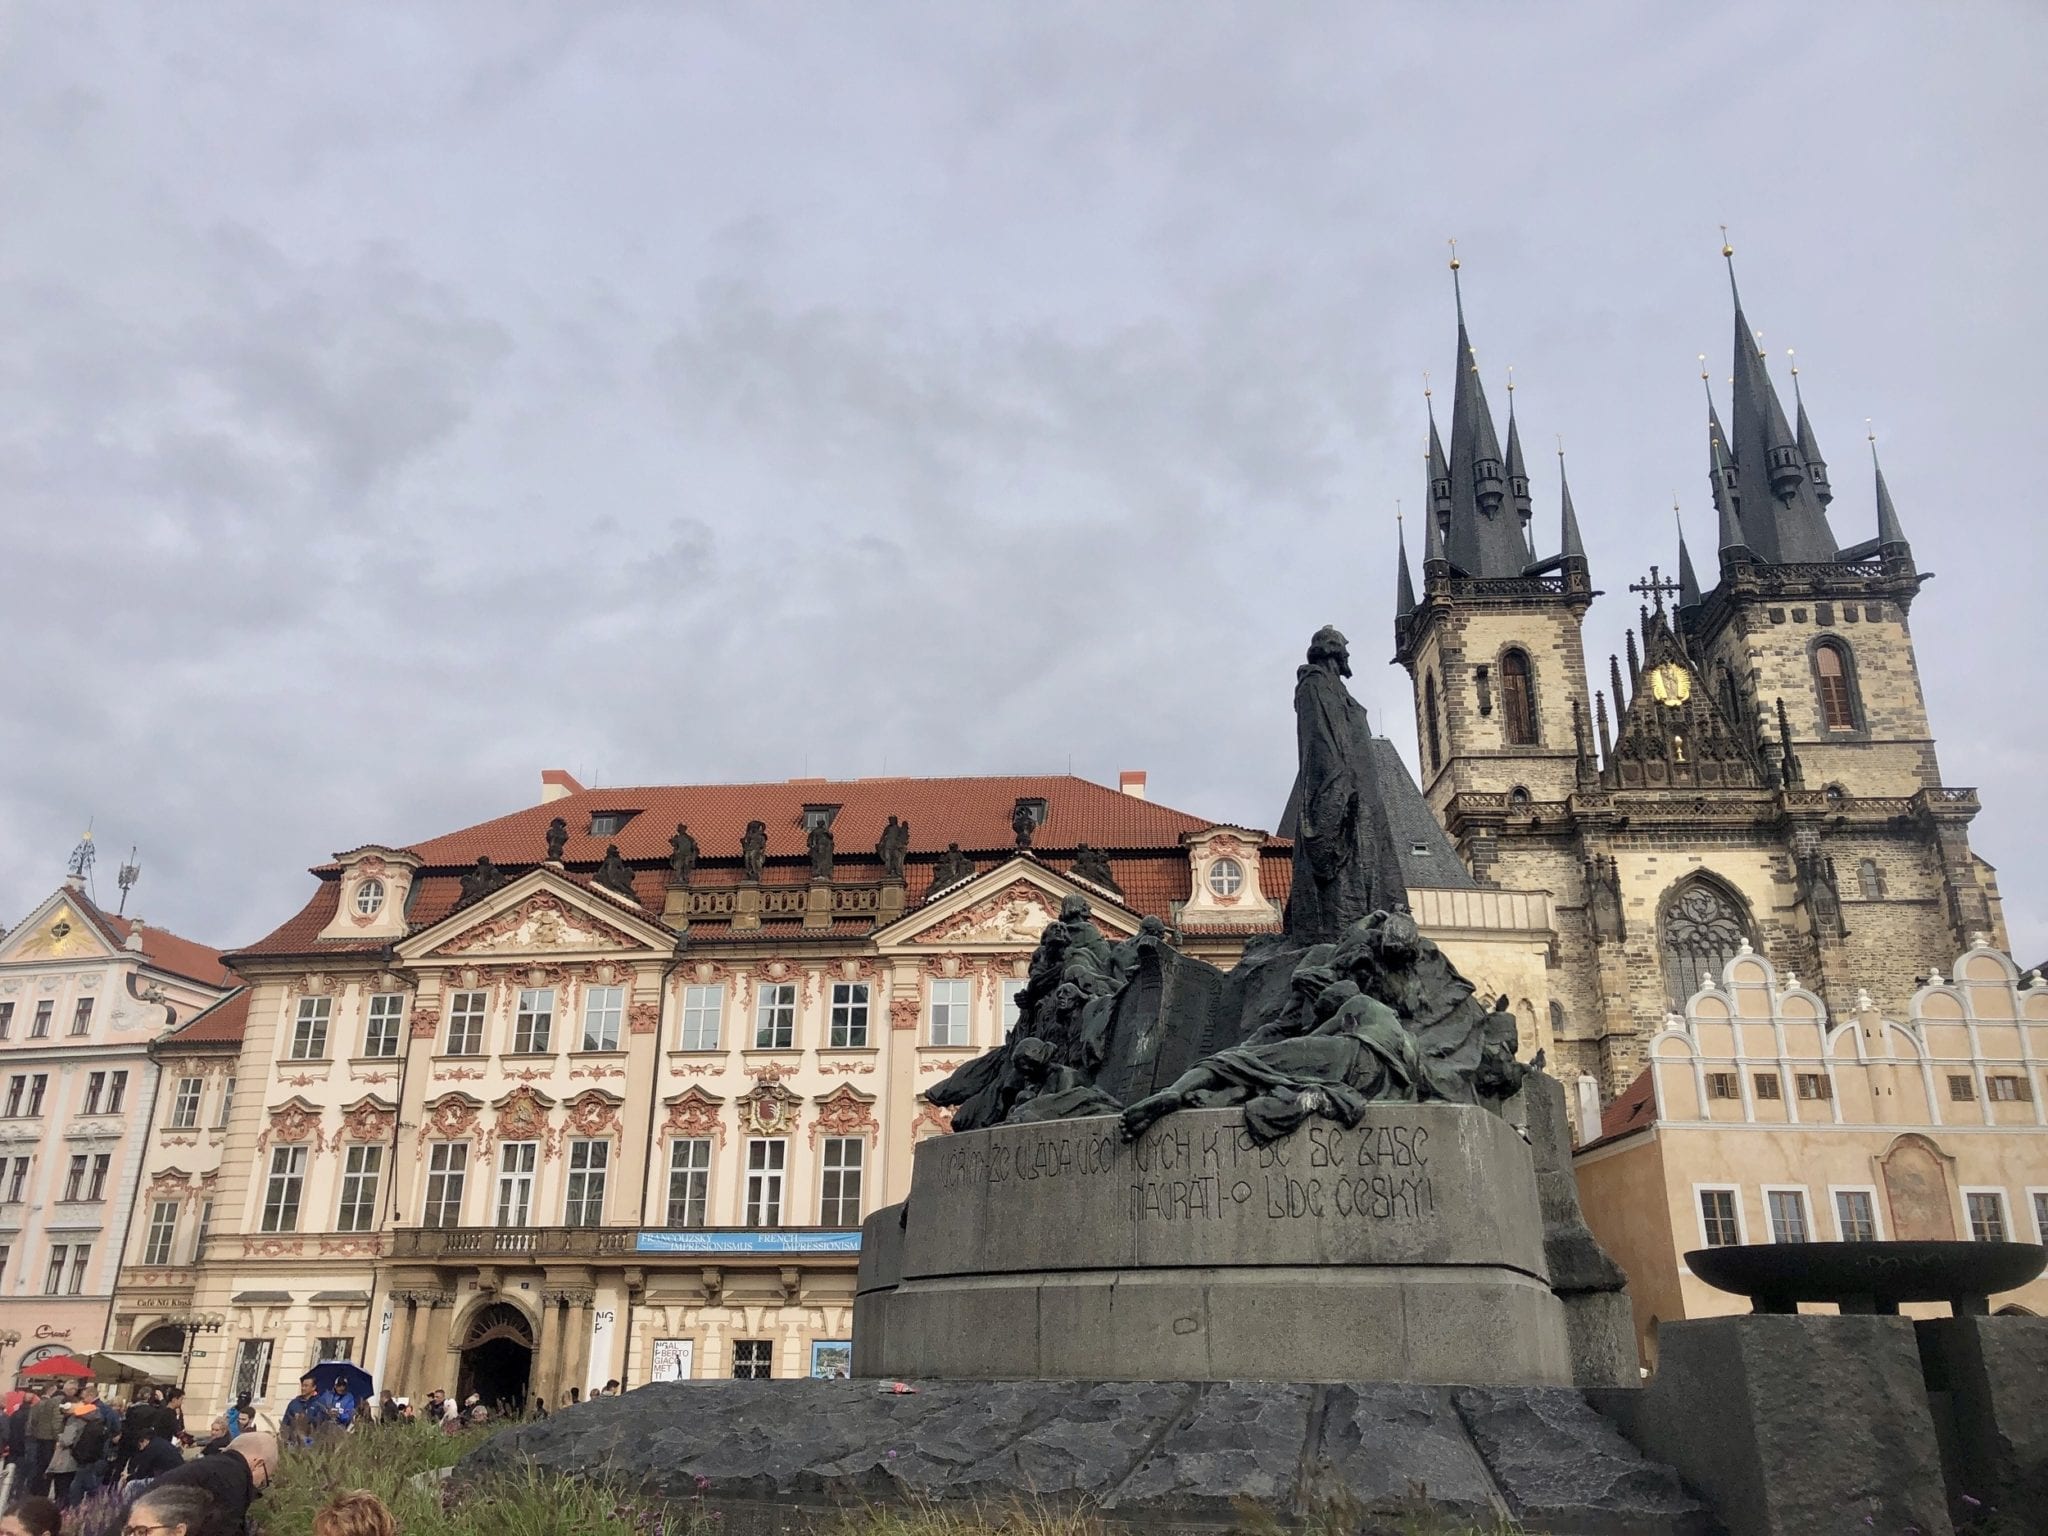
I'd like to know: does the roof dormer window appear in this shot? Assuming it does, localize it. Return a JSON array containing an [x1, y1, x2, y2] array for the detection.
[[1012, 798, 1047, 828], [802, 806, 840, 832], [353, 879, 386, 917], [588, 812, 636, 838]]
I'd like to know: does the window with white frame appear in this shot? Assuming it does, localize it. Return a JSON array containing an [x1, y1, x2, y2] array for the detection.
[[193, 1199, 213, 1262], [679, 985, 724, 1051], [667, 1139, 711, 1228], [29, 1002, 51, 1039], [1834, 1189, 1879, 1242], [143, 1199, 180, 1266], [581, 986, 624, 1052], [69, 998, 93, 1036], [290, 997, 332, 1060], [336, 1145, 383, 1232], [169, 1077, 203, 1130], [354, 877, 386, 916], [262, 1146, 308, 1232], [731, 1339, 773, 1379], [1207, 858, 1244, 897], [819, 1136, 863, 1226], [1766, 1188, 1810, 1243], [63, 1155, 86, 1202], [1698, 1187, 1742, 1247], [363, 993, 405, 1057], [0, 1002, 11, 1038], [211, 1075, 231, 1128], [422, 1143, 468, 1228], [65, 1243, 90, 1294], [314, 1336, 353, 1364], [1966, 1190, 2009, 1242], [87, 1154, 109, 1202], [231, 1339, 273, 1401], [744, 1139, 786, 1227], [44, 1246, 68, 1295], [2034, 1190, 2048, 1244], [26, 1076, 46, 1117], [829, 983, 869, 1049], [929, 979, 972, 1046], [755, 984, 797, 1049], [4, 1077, 22, 1118], [1000, 979, 1027, 1035], [446, 991, 487, 1055], [495, 1142, 538, 1227], [5, 1158, 28, 1202], [107, 1070, 127, 1115], [512, 989, 555, 1054], [564, 1139, 608, 1227], [82, 1072, 106, 1115]]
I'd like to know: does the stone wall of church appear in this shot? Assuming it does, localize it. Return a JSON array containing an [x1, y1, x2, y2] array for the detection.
[[1408, 606, 1590, 810], [1696, 599, 1941, 797]]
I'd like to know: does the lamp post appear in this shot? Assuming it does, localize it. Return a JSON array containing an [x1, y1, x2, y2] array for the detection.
[[161, 1313, 223, 1386], [0, 1330, 18, 1388]]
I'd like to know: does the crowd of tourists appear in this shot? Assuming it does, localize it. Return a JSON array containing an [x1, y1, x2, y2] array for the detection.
[[0, 1366, 623, 1533]]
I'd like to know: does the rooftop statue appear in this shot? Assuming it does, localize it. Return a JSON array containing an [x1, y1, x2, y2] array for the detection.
[[740, 820, 768, 883], [927, 843, 975, 896], [669, 825, 699, 885], [545, 817, 569, 862], [808, 821, 835, 882], [876, 817, 910, 880]]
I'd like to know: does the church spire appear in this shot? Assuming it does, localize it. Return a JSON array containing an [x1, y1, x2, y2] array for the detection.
[[1790, 353, 1831, 505], [1870, 429, 1910, 551], [1441, 247, 1534, 577], [1704, 356, 1746, 560], [1675, 501, 1702, 609], [1720, 234, 1838, 562], [1396, 508, 1418, 618], [1505, 370, 1533, 538], [1426, 382, 1452, 528], [1557, 443, 1586, 562]]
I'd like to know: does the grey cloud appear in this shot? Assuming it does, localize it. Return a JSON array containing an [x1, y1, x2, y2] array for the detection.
[[0, 2, 2041, 968]]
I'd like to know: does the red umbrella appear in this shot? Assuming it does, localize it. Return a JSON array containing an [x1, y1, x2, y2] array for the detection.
[[19, 1356, 91, 1380]]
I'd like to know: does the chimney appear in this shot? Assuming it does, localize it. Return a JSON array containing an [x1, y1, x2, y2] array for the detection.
[[1574, 1075, 1603, 1147], [540, 769, 585, 804], [1119, 771, 1148, 800]]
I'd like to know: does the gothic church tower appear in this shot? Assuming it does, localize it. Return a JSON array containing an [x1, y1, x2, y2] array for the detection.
[[1394, 249, 2007, 1095]]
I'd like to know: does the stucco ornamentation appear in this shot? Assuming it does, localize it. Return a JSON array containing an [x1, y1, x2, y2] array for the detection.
[[888, 995, 920, 1032], [662, 1089, 726, 1145], [628, 1001, 661, 1036], [337, 1098, 396, 1144], [566, 1090, 623, 1140], [737, 1082, 802, 1137], [912, 1100, 954, 1137], [409, 1008, 440, 1039], [419, 1095, 481, 1145], [918, 885, 1056, 945], [809, 1085, 878, 1145], [258, 1098, 323, 1153], [442, 892, 640, 956]]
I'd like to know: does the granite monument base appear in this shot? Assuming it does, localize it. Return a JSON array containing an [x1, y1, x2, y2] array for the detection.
[[457, 1377, 1716, 1535], [859, 1104, 1576, 1386], [1915, 1314, 2048, 1526], [1598, 1315, 1952, 1536]]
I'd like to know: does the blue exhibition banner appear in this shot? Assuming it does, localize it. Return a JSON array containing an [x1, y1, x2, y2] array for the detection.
[[634, 1229, 864, 1256]]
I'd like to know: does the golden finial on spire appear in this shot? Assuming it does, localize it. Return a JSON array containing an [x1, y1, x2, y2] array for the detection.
[[1422, 371, 1432, 400], [1866, 417, 1876, 444], [1698, 352, 1709, 381], [1787, 346, 1798, 378], [1447, 237, 1460, 272], [1506, 364, 1516, 394], [1720, 224, 1733, 260], [1396, 499, 1404, 526]]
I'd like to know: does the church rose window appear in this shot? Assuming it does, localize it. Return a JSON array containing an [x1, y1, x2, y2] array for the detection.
[[1661, 879, 1749, 1007], [1813, 641, 1858, 731], [1500, 649, 1537, 745]]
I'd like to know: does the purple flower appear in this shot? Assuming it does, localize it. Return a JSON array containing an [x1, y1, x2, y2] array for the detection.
[[694, 1474, 711, 1492], [887, 1450, 897, 1460], [1962, 1494, 1982, 1507]]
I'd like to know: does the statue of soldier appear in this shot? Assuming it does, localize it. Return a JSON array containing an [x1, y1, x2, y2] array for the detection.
[[875, 816, 910, 880], [740, 820, 768, 883], [808, 821, 835, 881], [669, 824, 699, 885]]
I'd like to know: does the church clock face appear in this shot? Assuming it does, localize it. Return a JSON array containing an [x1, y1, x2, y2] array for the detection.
[[1648, 662, 1692, 707]]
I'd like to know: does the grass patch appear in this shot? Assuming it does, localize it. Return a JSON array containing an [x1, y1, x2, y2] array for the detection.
[[246, 1421, 1512, 1536]]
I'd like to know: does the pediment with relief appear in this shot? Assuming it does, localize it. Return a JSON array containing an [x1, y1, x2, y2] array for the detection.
[[436, 891, 644, 956], [890, 865, 1140, 947]]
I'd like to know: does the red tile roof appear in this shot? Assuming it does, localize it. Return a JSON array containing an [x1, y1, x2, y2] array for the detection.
[[1591, 1067, 1658, 1147], [70, 892, 235, 989], [233, 775, 1291, 960], [166, 987, 251, 1046]]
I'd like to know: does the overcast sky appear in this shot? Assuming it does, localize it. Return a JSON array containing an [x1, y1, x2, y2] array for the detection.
[[4, 3, 2044, 966]]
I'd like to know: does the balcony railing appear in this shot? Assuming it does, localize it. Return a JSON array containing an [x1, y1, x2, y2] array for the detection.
[[389, 1226, 636, 1260]]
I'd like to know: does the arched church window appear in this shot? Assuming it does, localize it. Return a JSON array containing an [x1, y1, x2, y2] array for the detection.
[[1717, 667, 1744, 731], [1813, 641, 1859, 731], [1858, 859, 1886, 900], [1661, 878, 1751, 1007], [1500, 649, 1537, 745], [1424, 674, 1443, 774]]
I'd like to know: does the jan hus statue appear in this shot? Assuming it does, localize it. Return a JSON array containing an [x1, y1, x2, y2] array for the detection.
[[1281, 625, 1408, 945]]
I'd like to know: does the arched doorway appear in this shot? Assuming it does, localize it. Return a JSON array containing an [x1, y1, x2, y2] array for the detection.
[[457, 1302, 533, 1413], [136, 1326, 184, 1355]]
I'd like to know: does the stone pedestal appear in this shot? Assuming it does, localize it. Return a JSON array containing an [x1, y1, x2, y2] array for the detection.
[[858, 1105, 1574, 1385], [1915, 1315, 2048, 1524], [1608, 1315, 1952, 1536]]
